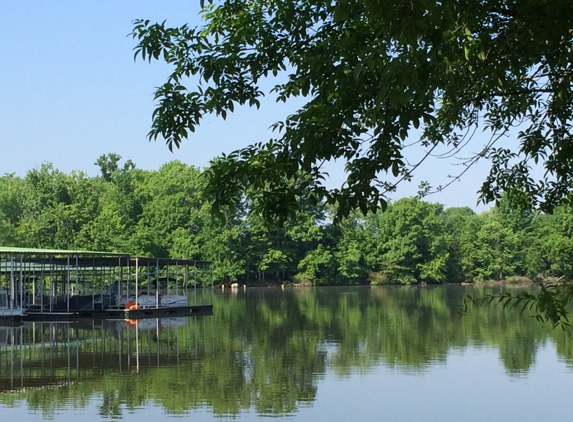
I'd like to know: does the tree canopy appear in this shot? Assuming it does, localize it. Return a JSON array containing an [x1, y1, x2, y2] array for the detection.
[[131, 0, 573, 222], [3, 157, 573, 288]]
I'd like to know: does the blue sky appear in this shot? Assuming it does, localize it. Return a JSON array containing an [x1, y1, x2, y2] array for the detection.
[[1, 1, 496, 211]]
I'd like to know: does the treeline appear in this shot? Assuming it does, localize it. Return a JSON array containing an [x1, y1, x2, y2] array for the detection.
[[1, 154, 572, 285]]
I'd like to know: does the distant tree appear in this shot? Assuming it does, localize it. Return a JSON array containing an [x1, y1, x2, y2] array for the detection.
[[369, 198, 449, 284], [0, 174, 24, 246], [331, 212, 370, 285], [95, 153, 122, 183], [538, 206, 573, 279], [441, 207, 476, 282]]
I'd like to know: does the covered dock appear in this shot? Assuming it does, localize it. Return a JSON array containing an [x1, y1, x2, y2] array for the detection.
[[0, 248, 214, 321]]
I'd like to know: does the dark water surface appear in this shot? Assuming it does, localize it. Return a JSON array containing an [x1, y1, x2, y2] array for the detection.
[[1, 286, 573, 421]]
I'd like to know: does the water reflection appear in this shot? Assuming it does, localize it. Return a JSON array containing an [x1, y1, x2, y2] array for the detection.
[[0, 286, 572, 420], [0, 317, 214, 394]]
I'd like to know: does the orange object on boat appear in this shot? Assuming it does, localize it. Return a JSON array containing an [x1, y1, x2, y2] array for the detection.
[[125, 301, 140, 310]]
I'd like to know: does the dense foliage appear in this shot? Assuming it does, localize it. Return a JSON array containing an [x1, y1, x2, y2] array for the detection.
[[2, 155, 573, 286], [132, 0, 573, 223]]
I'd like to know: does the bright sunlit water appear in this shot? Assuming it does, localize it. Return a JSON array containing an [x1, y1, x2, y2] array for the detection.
[[1, 286, 572, 421]]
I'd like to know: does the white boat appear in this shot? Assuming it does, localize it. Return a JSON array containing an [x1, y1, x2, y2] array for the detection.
[[0, 308, 23, 317], [118, 294, 188, 308], [0, 290, 23, 318]]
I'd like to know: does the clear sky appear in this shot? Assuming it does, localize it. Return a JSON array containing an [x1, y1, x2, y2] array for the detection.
[[1, 1, 498, 211]]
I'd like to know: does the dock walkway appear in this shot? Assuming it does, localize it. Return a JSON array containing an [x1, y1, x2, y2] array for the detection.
[[22, 304, 213, 321]]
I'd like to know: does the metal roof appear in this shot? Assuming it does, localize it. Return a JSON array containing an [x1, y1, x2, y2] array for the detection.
[[0, 247, 128, 257], [0, 257, 212, 269], [0, 257, 128, 268], [0, 247, 213, 269]]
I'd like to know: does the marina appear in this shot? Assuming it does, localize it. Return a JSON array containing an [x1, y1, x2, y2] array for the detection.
[[0, 248, 214, 322]]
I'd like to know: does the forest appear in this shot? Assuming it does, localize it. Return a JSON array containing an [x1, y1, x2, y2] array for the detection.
[[1, 154, 572, 286]]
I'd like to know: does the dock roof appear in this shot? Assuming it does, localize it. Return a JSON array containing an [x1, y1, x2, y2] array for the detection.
[[0, 247, 128, 257], [0, 247, 213, 268]]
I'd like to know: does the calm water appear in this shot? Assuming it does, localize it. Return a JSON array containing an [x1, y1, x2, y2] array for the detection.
[[1, 286, 573, 421]]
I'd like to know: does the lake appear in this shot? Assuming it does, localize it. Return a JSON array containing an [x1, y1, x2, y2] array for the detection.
[[1, 285, 572, 421]]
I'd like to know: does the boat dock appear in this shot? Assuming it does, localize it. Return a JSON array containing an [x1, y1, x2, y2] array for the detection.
[[0, 247, 215, 322]]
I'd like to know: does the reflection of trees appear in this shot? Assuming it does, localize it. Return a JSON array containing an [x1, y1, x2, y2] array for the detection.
[[283, 286, 564, 374], [0, 286, 572, 417]]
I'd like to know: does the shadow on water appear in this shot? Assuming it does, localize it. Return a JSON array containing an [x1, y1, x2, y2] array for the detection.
[[0, 285, 572, 418]]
